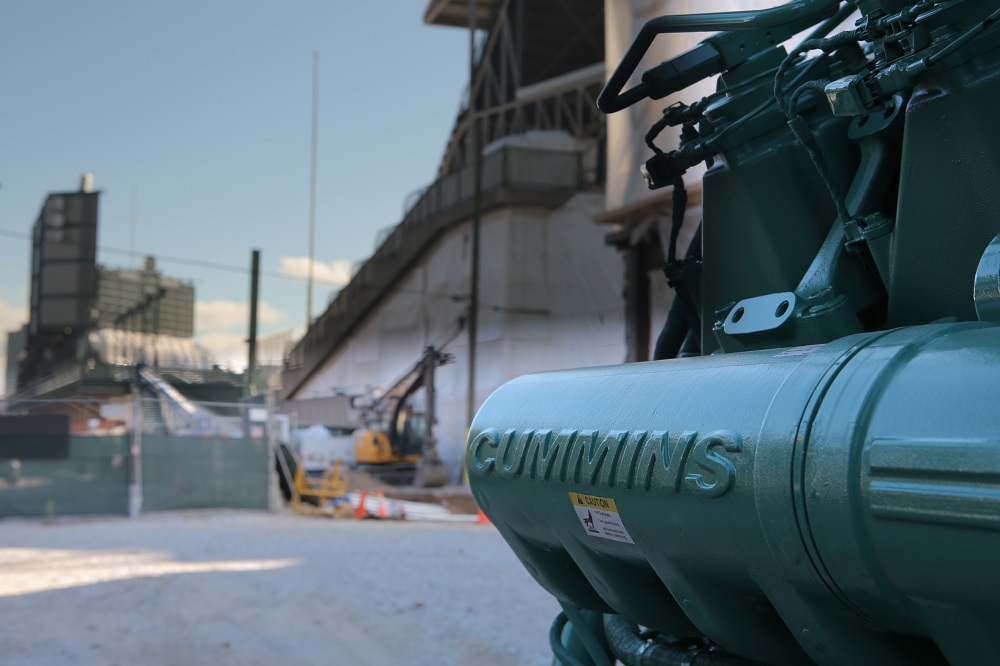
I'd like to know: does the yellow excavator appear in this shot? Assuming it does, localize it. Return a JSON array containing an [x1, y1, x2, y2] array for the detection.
[[352, 347, 450, 487]]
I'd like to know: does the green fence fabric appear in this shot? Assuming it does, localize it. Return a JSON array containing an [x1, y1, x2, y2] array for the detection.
[[0, 436, 129, 517], [0, 435, 269, 517], [142, 436, 269, 512]]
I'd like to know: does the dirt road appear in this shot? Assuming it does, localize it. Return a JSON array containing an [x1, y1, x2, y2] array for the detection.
[[0, 511, 562, 666]]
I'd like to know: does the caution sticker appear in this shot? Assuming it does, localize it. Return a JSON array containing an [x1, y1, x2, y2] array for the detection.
[[568, 492, 635, 544]]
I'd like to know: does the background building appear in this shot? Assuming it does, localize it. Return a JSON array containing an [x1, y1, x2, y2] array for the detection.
[[6, 179, 244, 437], [96, 257, 195, 338], [4, 327, 27, 402], [19, 186, 99, 390]]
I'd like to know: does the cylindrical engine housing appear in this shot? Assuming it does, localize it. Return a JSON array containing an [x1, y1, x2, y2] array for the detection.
[[467, 323, 1000, 665]]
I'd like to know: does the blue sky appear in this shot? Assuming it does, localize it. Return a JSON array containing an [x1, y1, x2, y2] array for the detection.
[[0, 1, 470, 382]]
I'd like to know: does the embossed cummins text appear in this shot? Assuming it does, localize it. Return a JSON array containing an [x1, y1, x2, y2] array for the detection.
[[469, 427, 742, 498]]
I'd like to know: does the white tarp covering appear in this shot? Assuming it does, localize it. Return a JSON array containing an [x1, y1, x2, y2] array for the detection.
[[87, 328, 215, 369], [483, 129, 581, 155], [297, 190, 624, 480], [295, 424, 355, 471]]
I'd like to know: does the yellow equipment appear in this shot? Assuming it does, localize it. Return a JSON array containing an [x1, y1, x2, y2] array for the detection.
[[290, 459, 349, 515], [352, 346, 450, 487], [354, 429, 420, 466]]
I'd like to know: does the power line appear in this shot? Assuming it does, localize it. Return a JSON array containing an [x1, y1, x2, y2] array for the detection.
[[0, 227, 543, 314], [0, 228, 343, 286]]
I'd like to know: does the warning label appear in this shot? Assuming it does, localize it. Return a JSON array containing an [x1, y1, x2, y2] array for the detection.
[[568, 492, 635, 545]]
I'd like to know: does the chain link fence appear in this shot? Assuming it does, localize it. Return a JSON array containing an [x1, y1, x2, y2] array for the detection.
[[0, 392, 273, 518]]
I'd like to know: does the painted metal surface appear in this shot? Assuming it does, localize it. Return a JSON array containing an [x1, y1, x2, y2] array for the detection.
[[974, 232, 1000, 323], [469, 323, 1000, 664], [475, 0, 1000, 662]]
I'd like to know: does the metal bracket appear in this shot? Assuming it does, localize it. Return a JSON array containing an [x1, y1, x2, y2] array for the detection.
[[723, 292, 797, 335]]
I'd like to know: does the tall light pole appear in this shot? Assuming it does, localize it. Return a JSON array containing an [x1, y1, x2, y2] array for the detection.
[[247, 249, 260, 397], [307, 49, 319, 327], [466, 0, 482, 428]]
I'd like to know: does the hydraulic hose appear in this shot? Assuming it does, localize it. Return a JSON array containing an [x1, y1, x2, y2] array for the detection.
[[654, 225, 702, 361], [653, 293, 690, 360], [603, 615, 760, 666], [550, 612, 590, 666]]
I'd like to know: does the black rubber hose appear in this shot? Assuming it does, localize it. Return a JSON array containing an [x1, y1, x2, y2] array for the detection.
[[666, 178, 688, 265], [801, 1, 856, 44], [603, 615, 761, 666], [653, 294, 691, 361], [784, 81, 853, 226], [678, 327, 701, 357], [653, 224, 703, 361]]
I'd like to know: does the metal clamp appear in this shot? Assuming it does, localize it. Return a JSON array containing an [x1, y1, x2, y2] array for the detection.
[[974, 232, 1000, 323]]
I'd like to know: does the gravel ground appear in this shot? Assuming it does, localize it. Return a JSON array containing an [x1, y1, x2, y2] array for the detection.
[[0, 511, 562, 666]]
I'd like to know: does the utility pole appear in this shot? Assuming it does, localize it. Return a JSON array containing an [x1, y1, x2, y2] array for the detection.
[[307, 49, 319, 327], [424, 347, 439, 464], [466, 0, 482, 428], [247, 249, 260, 397], [130, 187, 137, 269]]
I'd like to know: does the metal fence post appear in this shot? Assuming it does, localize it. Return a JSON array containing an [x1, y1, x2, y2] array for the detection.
[[128, 369, 143, 517], [266, 392, 279, 512]]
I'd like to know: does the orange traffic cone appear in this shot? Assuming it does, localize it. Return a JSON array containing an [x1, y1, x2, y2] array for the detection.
[[477, 509, 490, 525], [377, 490, 388, 518], [355, 489, 368, 519]]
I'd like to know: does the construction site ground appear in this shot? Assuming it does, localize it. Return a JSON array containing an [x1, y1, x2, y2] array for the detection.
[[0, 510, 561, 666]]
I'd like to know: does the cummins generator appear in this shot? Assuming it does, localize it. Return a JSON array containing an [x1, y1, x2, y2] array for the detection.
[[466, 0, 1000, 663]]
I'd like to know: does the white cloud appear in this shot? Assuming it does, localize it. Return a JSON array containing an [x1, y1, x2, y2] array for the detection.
[[196, 332, 248, 371], [195, 299, 286, 333], [0, 300, 27, 335], [278, 256, 354, 287], [196, 326, 307, 371]]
